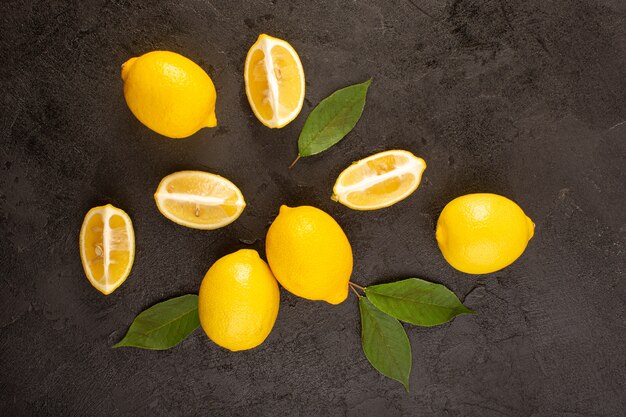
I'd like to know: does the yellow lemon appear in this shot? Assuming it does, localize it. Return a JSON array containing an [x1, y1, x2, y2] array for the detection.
[[332, 150, 427, 210], [79, 204, 135, 295], [265, 205, 353, 304], [244, 34, 305, 128], [436, 193, 535, 274], [198, 249, 279, 352], [154, 170, 246, 230], [121, 51, 217, 138]]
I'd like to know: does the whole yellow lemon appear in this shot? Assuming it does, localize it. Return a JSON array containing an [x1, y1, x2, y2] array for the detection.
[[436, 193, 535, 274], [198, 249, 279, 352], [121, 51, 217, 139], [266, 205, 353, 304]]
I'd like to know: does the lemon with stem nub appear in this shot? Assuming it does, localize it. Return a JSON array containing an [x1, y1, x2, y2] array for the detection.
[[266, 205, 353, 304], [122, 51, 217, 139], [198, 250, 280, 352], [436, 193, 535, 274]]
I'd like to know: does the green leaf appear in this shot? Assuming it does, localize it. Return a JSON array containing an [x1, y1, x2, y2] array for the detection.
[[113, 294, 200, 350], [298, 79, 372, 157], [359, 297, 411, 391], [365, 278, 475, 327]]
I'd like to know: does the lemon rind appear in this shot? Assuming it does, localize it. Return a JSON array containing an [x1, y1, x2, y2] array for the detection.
[[79, 204, 135, 295], [332, 150, 427, 210], [154, 170, 246, 230], [244, 34, 305, 129]]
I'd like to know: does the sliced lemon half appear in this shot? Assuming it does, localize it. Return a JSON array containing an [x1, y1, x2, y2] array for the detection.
[[331, 150, 427, 210], [244, 34, 305, 128], [154, 170, 246, 230], [79, 204, 135, 295]]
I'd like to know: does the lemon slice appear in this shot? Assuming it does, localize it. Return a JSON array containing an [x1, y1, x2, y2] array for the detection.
[[79, 204, 135, 295], [244, 34, 305, 128], [331, 150, 427, 210], [154, 170, 246, 230]]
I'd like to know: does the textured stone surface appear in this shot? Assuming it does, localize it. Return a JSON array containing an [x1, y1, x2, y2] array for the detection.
[[1, 0, 625, 416]]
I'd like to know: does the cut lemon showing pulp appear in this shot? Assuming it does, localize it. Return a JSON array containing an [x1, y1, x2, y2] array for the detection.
[[332, 150, 427, 210], [244, 34, 305, 128], [79, 204, 135, 295], [154, 170, 246, 230]]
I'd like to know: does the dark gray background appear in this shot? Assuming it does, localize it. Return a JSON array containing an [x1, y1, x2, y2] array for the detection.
[[1, 0, 625, 416]]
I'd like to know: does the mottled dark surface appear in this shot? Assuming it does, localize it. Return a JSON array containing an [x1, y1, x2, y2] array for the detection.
[[1, 0, 625, 416]]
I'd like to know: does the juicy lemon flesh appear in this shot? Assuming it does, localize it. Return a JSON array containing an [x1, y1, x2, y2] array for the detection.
[[333, 150, 426, 210], [245, 34, 304, 128], [160, 198, 240, 224], [344, 173, 417, 207], [248, 49, 273, 121], [80, 205, 134, 295], [154, 171, 245, 230], [265, 205, 353, 304], [436, 193, 535, 274], [198, 249, 280, 352], [122, 51, 217, 139], [340, 153, 411, 184], [272, 45, 303, 118]]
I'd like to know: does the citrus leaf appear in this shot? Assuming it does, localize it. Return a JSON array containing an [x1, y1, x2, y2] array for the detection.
[[365, 278, 475, 327], [359, 297, 411, 391], [298, 79, 372, 157], [113, 294, 200, 350]]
